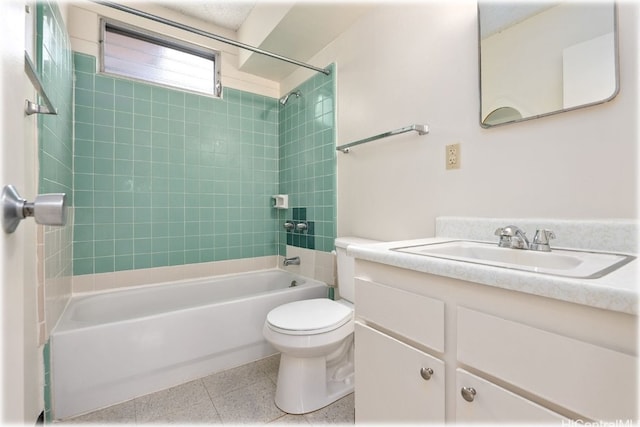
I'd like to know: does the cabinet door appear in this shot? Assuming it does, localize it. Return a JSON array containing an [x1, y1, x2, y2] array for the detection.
[[456, 369, 567, 423], [355, 322, 445, 423], [457, 306, 638, 421]]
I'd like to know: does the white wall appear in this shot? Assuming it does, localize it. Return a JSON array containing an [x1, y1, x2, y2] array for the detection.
[[282, 1, 638, 242]]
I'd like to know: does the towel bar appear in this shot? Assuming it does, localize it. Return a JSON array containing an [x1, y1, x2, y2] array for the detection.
[[336, 124, 429, 153]]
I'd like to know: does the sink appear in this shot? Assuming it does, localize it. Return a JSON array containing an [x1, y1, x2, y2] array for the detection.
[[391, 240, 635, 279]]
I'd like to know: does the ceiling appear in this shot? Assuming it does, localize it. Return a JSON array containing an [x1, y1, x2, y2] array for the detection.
[[162, 1, 257, 31], [158, 1, 374, 81]]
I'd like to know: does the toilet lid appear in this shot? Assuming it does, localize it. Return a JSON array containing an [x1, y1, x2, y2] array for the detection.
[[267, 298, 353, 335]]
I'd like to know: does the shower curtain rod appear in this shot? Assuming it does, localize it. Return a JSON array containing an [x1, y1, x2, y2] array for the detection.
[[92, 0, 331, 76]]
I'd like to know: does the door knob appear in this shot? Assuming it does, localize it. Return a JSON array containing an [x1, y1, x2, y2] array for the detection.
[[2, 185, 67, 233]]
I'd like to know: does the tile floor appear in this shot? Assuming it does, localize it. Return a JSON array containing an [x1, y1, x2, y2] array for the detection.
[[59, 354, 355, 425]]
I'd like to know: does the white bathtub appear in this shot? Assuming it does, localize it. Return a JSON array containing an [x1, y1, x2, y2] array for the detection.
[[50, 269, 328, 419]]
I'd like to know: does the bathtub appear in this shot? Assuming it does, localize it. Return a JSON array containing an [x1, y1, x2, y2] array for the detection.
[[50, 269, 328, 419]]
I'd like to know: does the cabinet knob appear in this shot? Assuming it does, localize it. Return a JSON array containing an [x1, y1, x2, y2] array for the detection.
[[419, 367, 433, 380], [461, 387, 476, 402]]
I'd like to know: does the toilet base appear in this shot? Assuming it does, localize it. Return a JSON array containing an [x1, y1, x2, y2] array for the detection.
[[274, 338, 354, 414]]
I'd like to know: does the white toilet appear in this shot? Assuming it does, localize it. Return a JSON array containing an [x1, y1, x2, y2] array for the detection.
[[263, 237, 379, 414]]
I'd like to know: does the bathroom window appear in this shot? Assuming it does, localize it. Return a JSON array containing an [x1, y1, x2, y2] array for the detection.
[[100, 19, 221, 97]]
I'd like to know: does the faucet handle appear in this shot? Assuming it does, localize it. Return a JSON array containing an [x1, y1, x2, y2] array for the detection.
[[494, 227, 511, 247], [533, 229, 556, 244], [495, 225, 529, 249], [531, 229, 556, 252]]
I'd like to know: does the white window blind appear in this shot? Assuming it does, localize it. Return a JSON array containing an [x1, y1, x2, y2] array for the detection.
[[101, 20, 221, 97]]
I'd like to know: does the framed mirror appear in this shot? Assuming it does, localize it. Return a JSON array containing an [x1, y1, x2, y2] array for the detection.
[[478, 1, 618, 127]]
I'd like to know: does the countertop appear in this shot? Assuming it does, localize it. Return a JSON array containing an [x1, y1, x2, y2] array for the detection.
[[348, 238, 639, 315]]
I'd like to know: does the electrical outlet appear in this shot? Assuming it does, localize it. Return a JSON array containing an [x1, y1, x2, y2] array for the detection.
[[446, 143, 460, 170]]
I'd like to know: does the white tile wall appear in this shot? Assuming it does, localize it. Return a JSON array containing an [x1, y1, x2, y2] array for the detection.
[[72, 255, 281, 294]]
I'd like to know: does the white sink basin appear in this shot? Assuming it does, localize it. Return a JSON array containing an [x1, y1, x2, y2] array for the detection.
[[392, 240, 635, 279]]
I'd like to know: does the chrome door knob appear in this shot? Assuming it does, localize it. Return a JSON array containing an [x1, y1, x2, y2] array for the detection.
[[2, 185, 67, 233], [461, 387, 477, 402], [419, 367, 433, 380]]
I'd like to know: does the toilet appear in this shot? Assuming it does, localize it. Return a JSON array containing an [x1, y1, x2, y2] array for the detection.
[[263, 237, 379, 414]]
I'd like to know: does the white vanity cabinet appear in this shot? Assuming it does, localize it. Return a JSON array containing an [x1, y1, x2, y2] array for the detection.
[[457, 306, 637, 422], [354, 278, 446, 422], [355, 323, 445, 422], [353, 260, 638, 424], [455, 368, 567, 422]]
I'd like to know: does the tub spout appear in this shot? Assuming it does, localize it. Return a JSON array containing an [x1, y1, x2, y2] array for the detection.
[[283, 256, 300, 266]]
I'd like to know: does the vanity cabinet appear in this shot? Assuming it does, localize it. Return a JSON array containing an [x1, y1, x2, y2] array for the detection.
[[353, 262, 638, 423], [457, 306, 637, 422], [355, 323, 445, 422], [456, 368, 566, 422], [354, 278, 446, 422]]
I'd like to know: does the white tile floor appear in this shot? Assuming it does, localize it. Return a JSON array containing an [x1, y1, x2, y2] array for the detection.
[[59, 354, 355, 425]]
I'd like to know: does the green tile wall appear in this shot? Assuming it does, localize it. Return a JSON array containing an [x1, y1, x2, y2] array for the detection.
[[37, 1, 73, 201], [278, 64, 337, 253], [73, 53, 280, 275]]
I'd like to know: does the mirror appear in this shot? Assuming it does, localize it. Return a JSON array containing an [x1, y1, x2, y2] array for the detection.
[[478, 1, 618, 127]]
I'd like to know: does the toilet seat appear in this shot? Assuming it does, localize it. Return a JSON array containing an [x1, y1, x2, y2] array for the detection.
[[266, 298, 353, 335]]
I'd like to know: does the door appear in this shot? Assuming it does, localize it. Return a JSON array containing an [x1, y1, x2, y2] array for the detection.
[[1, 1, 40, 423]]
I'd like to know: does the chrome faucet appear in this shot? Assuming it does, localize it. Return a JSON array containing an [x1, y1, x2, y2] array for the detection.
[[283, 256, 300, 266], [495, 226, 556, 251], [530, 229, 556, 252], [494, 225, 530, 249]]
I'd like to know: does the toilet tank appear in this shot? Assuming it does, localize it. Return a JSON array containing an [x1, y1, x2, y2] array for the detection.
[[335, 237, 381, 303]]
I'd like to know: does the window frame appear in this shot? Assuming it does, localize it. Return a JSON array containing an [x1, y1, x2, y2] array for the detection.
[[99, 18, 222, 98]]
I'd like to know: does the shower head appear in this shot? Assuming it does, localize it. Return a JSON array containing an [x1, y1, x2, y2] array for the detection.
[[279, 90, 301, 105]]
